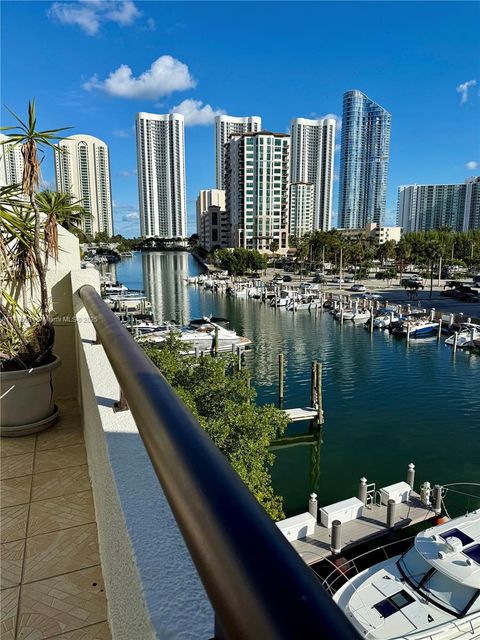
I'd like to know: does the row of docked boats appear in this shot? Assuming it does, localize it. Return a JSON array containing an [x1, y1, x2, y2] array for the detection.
[[134, 316, 251, 354], [99, 276, 252, 354]]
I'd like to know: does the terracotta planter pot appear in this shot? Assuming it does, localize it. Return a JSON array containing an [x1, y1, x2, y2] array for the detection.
[[0, 355, 61, 436]]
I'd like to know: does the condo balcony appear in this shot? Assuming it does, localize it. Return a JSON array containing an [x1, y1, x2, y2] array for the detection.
[[0, 227, 355, 640]]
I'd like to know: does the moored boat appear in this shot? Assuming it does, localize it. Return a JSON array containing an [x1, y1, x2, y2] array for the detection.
[[330, 510, 480, 639]]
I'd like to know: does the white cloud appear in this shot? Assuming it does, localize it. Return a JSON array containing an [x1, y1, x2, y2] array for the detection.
[[170, 99, 225, 126], [113, 128, 130, 138], [83, 55, 196, 99], [466, 160, 479, 170], [117, 169, 137, 177], [334, 143, 341, 153], [456, 79, 477, 104], [48, 1, 140, 36]]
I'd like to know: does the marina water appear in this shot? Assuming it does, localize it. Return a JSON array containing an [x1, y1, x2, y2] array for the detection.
[[112, 252, 480, 517]]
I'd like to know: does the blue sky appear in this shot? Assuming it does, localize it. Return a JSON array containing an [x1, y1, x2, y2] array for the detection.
[[2, 1, 479, 237]]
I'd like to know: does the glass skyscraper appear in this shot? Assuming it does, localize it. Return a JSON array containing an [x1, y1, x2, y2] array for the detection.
[[338, 90, 391, 228]]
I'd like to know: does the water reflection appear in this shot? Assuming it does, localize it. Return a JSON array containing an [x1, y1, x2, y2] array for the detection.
[[115, 252, 480, 517], [142, 252, 191, 325], [271, 426, 323, 510]]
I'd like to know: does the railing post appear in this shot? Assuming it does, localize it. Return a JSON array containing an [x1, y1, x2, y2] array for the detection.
[[330, 520, 342, 555], [358, 477, 368, 505], [433, 485, 442, 516], [387, 499, 396, 529], [406, 463, 415, 489], [309, 492, 318, 520], [113, 388, 129, 413]]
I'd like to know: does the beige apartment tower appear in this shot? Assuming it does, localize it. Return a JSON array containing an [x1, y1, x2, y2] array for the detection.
[[54, 134, 113, 236]]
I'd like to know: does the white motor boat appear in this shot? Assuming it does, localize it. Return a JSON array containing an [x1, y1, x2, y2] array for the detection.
[[103, 282, 128, 294], [445, 324, 480, 349], [351, 309, 371, 323], [331, 511, 480, 639], [137, 317, 251, 354], [270, 290, 294, 307], [373, 309, 401, 329]]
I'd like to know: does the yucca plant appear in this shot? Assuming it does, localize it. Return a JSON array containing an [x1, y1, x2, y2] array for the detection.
[[0, 101, 83, 371]]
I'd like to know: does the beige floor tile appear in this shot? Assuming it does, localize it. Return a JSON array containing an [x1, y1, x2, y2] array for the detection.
[[1, 452, 34, 480], [0, 435, 36, 458], [17, 566, 107, 640], [0, 475, 32, 507], [28, 491, 95, 537], [0, 538, 25, 588], [24, 524, 99, 583], [48, 621, 111, 639], [34, 445, 87, 474], [0, 503, 29, 542], [31, 467, 91, 503], [36, 424, 83, 453], [0, 585, 19, 640]]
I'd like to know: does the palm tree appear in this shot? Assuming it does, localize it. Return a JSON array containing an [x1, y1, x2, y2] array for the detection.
[[1, 101, 70, 367], [35, 190, 87, 263], [269, 239, 279, 273]]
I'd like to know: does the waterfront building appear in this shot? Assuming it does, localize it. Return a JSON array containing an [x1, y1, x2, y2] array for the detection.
[[289, 182, 314, 237], [290, 117, 336, 232], [136, 112, 187, 239], [196, 189, 230, 251], [54, 134, 113, 236], [198, 205, 231, 252], [338, 90, 391, 229], [225, 131, 290, 254], [215, 115, 262, 190], [397, 177, 480, 232], [0, 133, 24, 188], [337, 222, 402, 244]]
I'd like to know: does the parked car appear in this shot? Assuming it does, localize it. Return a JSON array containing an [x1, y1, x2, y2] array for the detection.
[[283, 275, 292, 282], [312, 276, 326, 284], [350, 284, 367, 292], [362, 292, 384, 301], [330, 277, 344, 284], [375, 271, 387, 280], [440, 289, 456, 298]]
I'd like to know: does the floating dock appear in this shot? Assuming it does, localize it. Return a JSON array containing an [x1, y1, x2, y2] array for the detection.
[[284, 407, 321, 422], [291, 491, 435, 566]]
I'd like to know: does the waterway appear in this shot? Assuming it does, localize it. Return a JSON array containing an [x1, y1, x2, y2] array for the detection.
[[109, 251, 480, 517]]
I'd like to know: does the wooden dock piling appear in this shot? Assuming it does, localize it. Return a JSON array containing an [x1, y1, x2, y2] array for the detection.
[[315, 361, 323, 425], [310, 361, 317, 407], [278, 353, 285, 403]]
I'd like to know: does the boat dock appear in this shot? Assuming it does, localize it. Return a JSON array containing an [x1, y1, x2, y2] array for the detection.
[[284, 407, 321, 422], [291, 491, 435, 566]]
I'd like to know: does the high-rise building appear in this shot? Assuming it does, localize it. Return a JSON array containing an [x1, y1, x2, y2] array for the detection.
[[290, 117, 336, 232], [54, 134, 113, 236], [397, 177, 480, 232], [196, 189, 230, 250], [225, 131, 290, 254], [136, 112, 186, 239], [0, 133, 24, 188], [289, 183, 314, 237], [215, 115, 262, 190], [338, 90, 391, 229]]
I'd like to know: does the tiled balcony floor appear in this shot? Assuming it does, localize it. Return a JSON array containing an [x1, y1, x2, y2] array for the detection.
[[1, 400, 111, 640]]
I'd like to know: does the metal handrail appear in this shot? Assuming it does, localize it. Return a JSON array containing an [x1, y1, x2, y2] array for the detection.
[[78, 285, 357, 639]]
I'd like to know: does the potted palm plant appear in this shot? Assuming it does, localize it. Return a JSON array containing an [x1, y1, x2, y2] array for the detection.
[[1, 102, 84, 436]]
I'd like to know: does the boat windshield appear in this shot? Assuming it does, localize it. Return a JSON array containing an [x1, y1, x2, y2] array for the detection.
[[398, 547, 431, 587], [399, 547, 479, 615]]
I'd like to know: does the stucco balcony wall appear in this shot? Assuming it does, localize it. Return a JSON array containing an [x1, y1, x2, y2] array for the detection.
[[73, 282, 213, 639]]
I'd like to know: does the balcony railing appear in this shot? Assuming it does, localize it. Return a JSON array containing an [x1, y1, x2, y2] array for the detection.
[[78, 284, 357, 639]]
